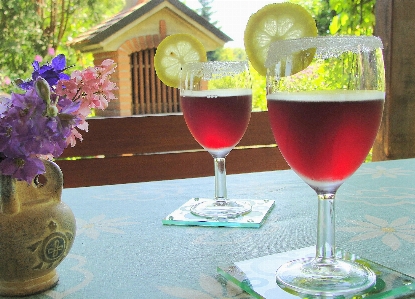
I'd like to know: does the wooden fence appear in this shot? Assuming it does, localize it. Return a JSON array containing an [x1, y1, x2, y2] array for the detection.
[[55, 111, 289, 188]]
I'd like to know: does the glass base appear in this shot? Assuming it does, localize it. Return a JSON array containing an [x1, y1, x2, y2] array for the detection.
[[191, 199, 252, 219], [217, 246, 415, 299], [162, 198, 275, 227], [276, 257, 376, 297]]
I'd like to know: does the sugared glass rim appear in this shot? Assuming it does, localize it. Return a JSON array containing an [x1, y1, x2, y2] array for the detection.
[[265, 36, 383, 68], [182, 61, 249, 79]]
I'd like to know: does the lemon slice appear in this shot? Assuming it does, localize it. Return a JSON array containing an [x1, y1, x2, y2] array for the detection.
[[244, 3, 317, 76], [154, 33, 207, 88]]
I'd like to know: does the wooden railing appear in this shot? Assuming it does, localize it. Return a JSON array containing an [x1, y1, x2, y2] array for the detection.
[[55, 111, 289, 188]]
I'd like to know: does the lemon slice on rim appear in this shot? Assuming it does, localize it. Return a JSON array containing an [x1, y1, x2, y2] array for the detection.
[[244, 2, 318, 76], [154, 33, 207, 88]]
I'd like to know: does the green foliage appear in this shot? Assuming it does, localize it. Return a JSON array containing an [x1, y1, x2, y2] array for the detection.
[[208, 76, 241, 90], [273, 56, 362, 93], [273, 63, 325, 92], [273, 48, 384, 94], [0, 1, 45, 84], [329, 0, 376, 35], [211, 47, 266, 111], [0, 0, 123, 94], [250, 65, 267, 111], [60, 0, 124, 67], [291, 0, 334, 35], [365, 149, 373, 162]]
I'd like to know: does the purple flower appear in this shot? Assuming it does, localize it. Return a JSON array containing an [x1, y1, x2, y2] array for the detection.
[[0, 88, 70, 182], [19, 54, 70, 90], [0, 157, 45, 183], [0, 97, 11, 116], [0, 53, 117, 182]]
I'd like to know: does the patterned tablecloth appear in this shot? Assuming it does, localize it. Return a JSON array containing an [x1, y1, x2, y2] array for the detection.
[[4, 158, 415, 299]]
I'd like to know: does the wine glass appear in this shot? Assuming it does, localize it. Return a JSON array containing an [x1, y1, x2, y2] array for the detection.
[[180, 61, 252, 219], [265, 36, 385, 296]]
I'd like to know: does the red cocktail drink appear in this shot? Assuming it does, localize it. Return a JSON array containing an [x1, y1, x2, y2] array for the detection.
[[181, 89, 252, 154], [267, 90, 384, 189], [266, 36, 385, 296], [179, 61, 253, 219]]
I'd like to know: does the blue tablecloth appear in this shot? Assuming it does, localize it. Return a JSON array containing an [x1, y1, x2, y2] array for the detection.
[[6, 158, 415, 299]]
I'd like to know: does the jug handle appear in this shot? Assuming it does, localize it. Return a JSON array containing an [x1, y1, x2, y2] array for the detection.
[[34, 160, 63, 202]]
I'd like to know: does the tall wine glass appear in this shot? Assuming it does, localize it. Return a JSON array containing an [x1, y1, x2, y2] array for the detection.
[[180, 61, 252, 219], [265, 36, 385, 296]]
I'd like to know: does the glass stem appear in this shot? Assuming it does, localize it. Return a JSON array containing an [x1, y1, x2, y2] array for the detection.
[[316, 192, 336, 262], [214, 157, 227, 204]]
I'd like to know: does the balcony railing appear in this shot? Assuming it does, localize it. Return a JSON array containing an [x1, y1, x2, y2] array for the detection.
[[56, 111, 289, 188]]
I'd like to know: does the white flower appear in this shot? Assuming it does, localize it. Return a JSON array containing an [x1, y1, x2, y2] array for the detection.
[[341, 187, 415, 206], [76, 214, 137, 240], [356, 166, 413, 178], [339, 215, 415, 250]]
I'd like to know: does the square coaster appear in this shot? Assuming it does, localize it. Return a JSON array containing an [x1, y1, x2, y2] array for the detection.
[[217, 247, 415, 298], [162, 199, 275, 228]]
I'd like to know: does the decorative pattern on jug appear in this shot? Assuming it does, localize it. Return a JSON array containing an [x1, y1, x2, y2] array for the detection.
[[28, 220, 75, 270]]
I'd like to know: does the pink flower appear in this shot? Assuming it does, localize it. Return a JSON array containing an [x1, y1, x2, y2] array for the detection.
[[4, 76, 11, 85], [48, 47, 55, 56], [34, 55, 43, 62], [66, 128, 83, 147], [54, 59, 117, 147]]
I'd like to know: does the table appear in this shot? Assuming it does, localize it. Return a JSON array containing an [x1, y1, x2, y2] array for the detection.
[[6, 158, 415, 298]]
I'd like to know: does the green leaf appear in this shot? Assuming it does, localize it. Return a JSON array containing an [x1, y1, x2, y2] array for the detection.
[[340, 13, 350, 26], [329, 15, 340, 34]]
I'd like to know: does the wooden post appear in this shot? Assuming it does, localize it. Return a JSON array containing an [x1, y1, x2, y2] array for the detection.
[[373, 0, 415, 160]]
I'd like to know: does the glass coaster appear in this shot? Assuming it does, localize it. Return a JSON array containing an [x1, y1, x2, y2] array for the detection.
[[162, 199, 275, 228], [217, 246, 415, 299]]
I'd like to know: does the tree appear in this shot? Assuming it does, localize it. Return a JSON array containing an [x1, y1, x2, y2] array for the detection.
[[196, 0, 220, 61], [314, 0, 336, 35], [0, 0, 123, 93], [0, 1, 44, 80], [36, 0, 78, 53], [328, 0, 376, 35], [197, 0, 217, 26]]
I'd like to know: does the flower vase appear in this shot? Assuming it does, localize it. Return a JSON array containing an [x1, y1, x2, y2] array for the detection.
[[0, 160, 76, 296]]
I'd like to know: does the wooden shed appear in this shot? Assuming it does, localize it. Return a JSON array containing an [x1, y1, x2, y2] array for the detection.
[[68, 0, 231, 117]]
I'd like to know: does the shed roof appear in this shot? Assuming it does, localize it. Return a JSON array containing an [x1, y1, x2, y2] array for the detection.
[[68, 0, 232, 53]]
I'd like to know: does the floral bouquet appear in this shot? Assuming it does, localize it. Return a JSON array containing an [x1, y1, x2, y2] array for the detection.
[[0, 54, 117, 183]]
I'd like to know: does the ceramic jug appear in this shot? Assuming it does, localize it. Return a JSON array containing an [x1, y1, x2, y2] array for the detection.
[[0, 160, 76, 296]]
